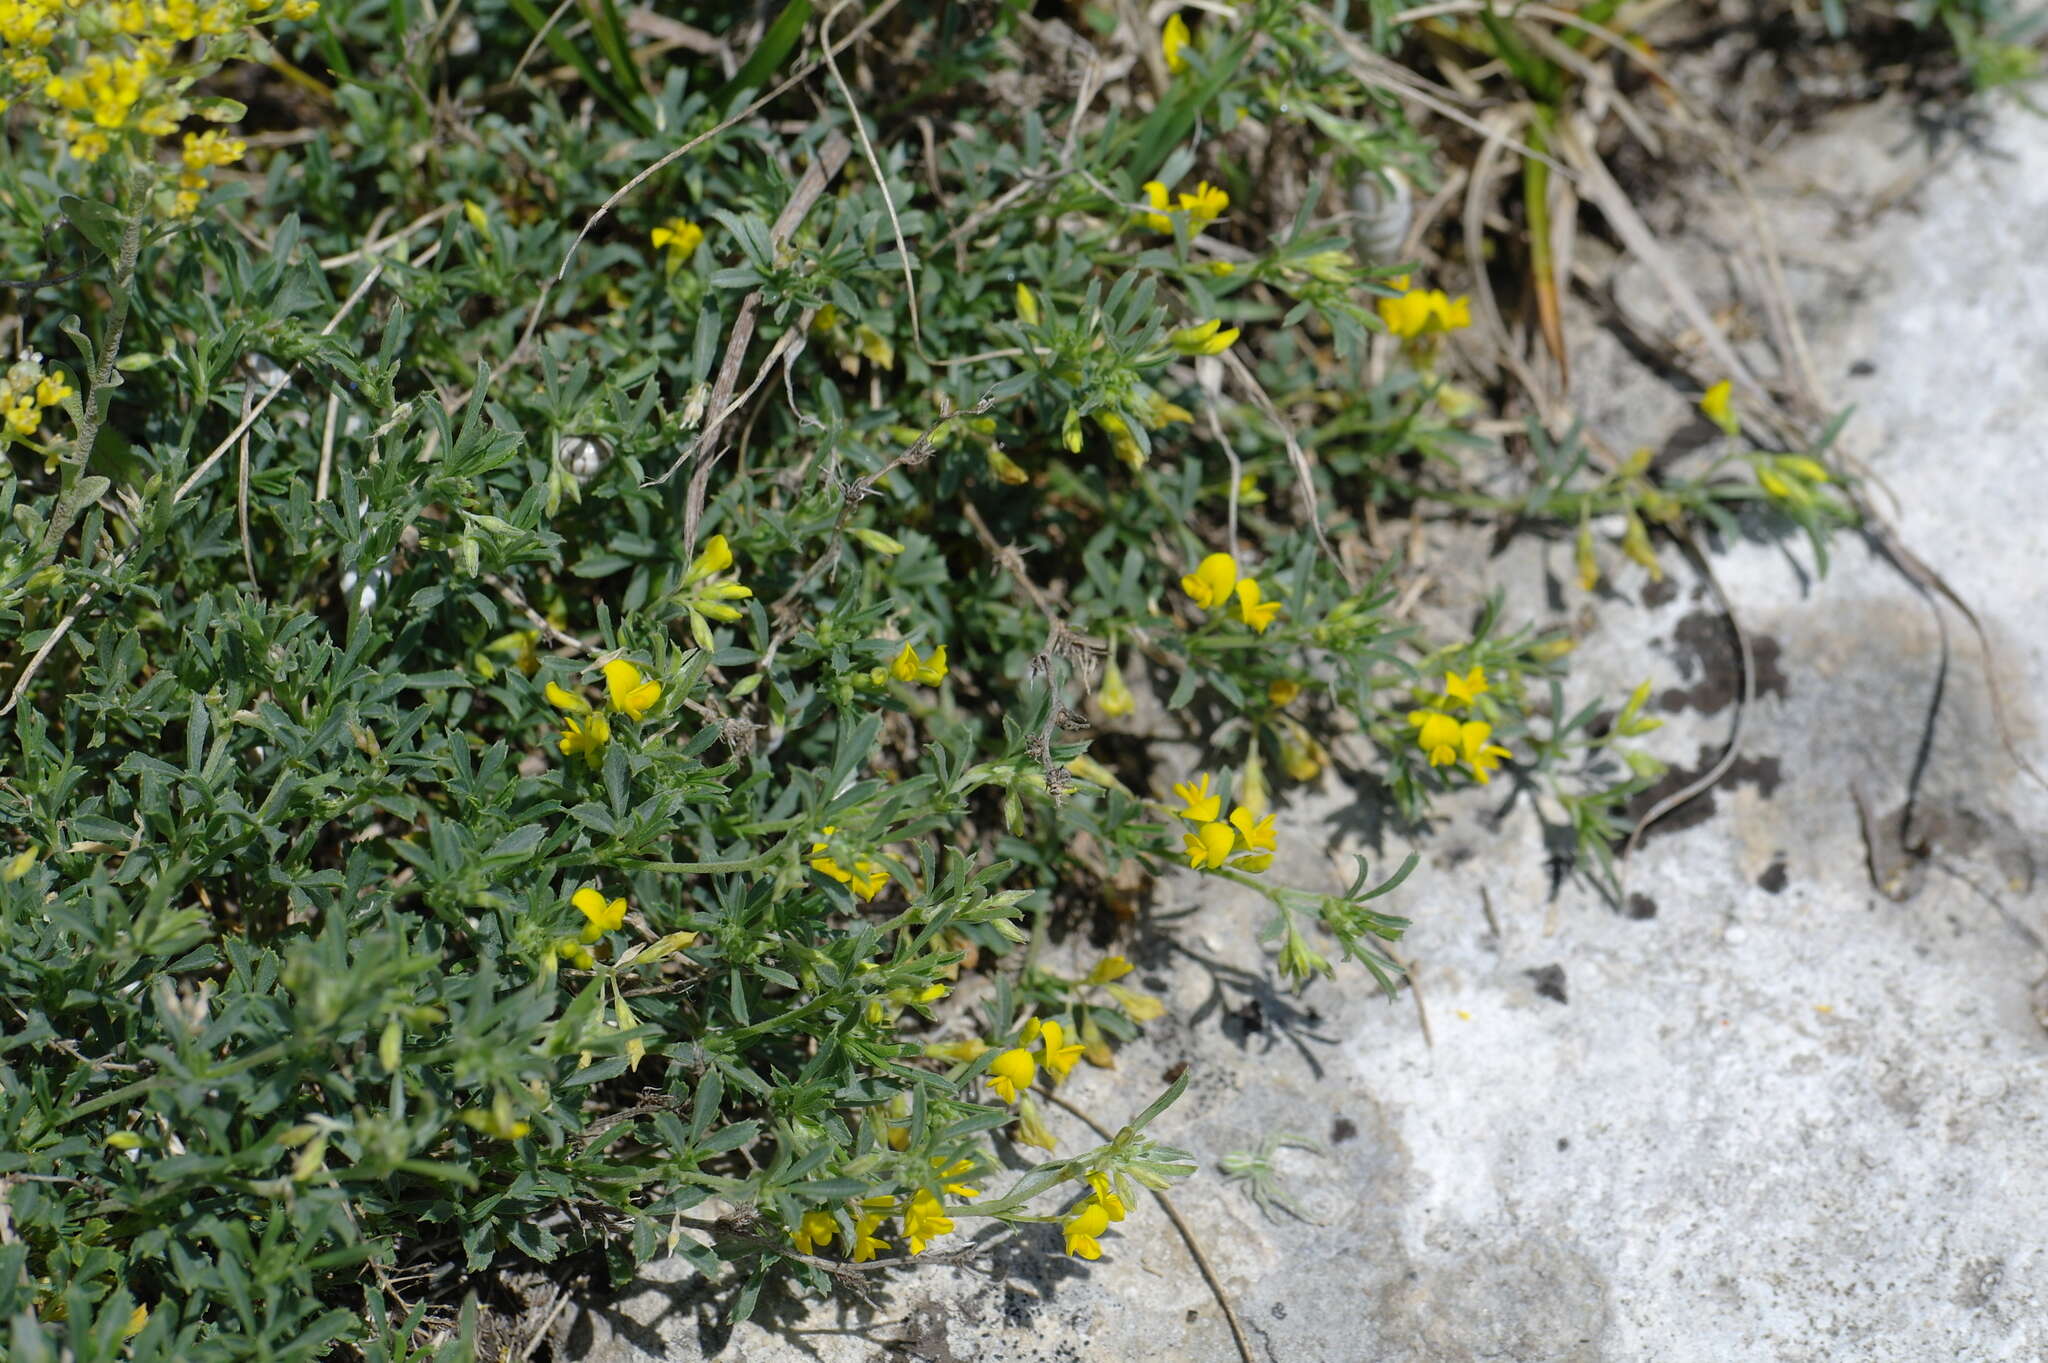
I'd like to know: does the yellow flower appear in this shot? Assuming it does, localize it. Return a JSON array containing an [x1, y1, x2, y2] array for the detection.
[[1106, 981, 1166, 1022], [572, 886, 628, 941], [1180, 552, 1238, 610], [1141, 179, 1176, 233], [808, 828, 890, 901], [933, 1157, 980, 1199], [1459, 720, 1512, 784], [1701, 379, 1737, 436], [651, 217, 704, 271], [1179, 180, 1229, 226], [1097, 654, 1134, 717], [1172, 772, 1222, 823], [1087, 1171, 1130, 1222], [1015, 282, 1039, 325], [1162, 10, 1191, 72], [1409, 709, 1460, 767], [1063, 1200, 1110, 1259], [849, 1211, 890, 1261], [792, 1210, 838, 1255], [1169, 319, 1240, 356], [1096, 410, 1144, 469], [902, 1189, 954, 1254], [1183, 820, 1235, 870], [1234, 578, 1281, 632], [1086, 955, 1134, 985], [4, 397, 38, 436], [602, 659, 661, 720], [545, 679, 591, 713], [1378, 285, 1471, 339], [1039, 1018, 1085, 1082], [888, 641, 948, 685], [34, 371, 72, 408], [924, 1037, 990, 1063], [1229, 805, 1277, 862], [558, 711, 610, 767], [987, 1047, 1037, 1104], [687, 533, 734, 582], [1442, 666, 1488, 708], [1268, 678, 1301, 707]]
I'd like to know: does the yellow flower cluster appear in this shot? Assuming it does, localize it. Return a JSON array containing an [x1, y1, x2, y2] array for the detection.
[[1172, 772, 1276, 872], [1141, 177, 1228, 235], [985, 1016, 1084, 1105], [4, 0, 314, 168], [544, 657, 663, 768], [1179, 552, 1281, 633], [0, 350, 72, 448], [675, 533, 753, 650], [793, 1161, 980, 1261], [1062, 1171, 1130, 1259], [172, 127, 244, 216], [1377, 276, 1472, 339], [807, 825, 889, 901], [1407, 666, 1511, 784]]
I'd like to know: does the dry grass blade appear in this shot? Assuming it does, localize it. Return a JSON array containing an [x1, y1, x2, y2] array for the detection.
[[1549, 124, 1763, 397], [1309, 6, 1573, 176], [820, 0, 925, 362], [1219, 349, 1353, 590]]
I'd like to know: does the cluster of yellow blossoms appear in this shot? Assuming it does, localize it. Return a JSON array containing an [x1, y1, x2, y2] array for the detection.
[[1173, 771, 1276, 872], [674, 533, 753, 650], [1062, 1170, 1130, 1259], [545, 657, 663, 768], [985, 1016, 1085, 1105], [1407, 666, 1512, 784], [0, 350, 73, 451], [1140, 177, 1228, 235], [2, 0, 311, 198], [173, 127, 243, 215], [1377, 276, 1472, 339], [1180, 551, 1281, 633], [792, 1157, 980, 1262]]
